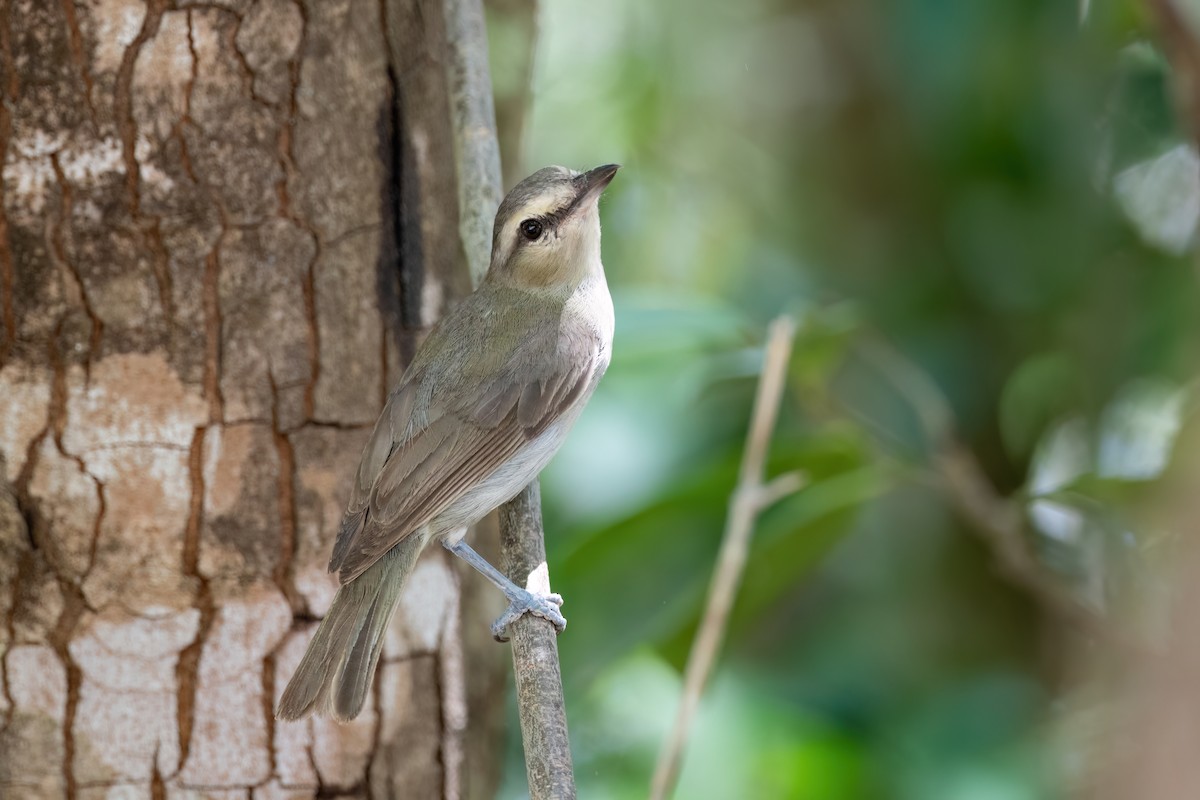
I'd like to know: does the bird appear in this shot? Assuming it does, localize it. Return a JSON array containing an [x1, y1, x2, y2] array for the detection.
[[276, 163, 619, 722]]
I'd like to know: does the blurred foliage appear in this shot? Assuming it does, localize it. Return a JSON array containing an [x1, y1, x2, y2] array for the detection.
[[487, 0, 1200, 797]]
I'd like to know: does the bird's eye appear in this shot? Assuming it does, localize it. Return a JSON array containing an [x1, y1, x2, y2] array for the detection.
[[519, 219, 543, 241]]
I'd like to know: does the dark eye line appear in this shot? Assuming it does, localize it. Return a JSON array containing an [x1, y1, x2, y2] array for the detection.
[[516, 199, 573, 244]]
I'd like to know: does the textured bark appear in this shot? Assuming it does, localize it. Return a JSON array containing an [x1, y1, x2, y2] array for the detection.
[[0, 1, 503, 797]]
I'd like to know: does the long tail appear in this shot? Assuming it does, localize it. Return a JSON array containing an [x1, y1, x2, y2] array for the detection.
[[276, 531, 429, 722]]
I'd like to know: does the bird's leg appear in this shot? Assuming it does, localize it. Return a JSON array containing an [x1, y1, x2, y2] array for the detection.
[[441, 538, 566, 642]]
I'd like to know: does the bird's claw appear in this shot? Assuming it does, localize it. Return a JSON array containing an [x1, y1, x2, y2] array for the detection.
[[491, 589, 566, 642]]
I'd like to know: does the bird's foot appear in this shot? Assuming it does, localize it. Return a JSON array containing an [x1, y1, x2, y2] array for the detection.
[[491, 589, 566, 642]]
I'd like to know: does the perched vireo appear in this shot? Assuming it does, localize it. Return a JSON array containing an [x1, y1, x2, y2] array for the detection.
[[277, 164, 618, 722]]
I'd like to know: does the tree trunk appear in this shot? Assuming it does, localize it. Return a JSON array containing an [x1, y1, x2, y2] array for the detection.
[[0, 0, 504, 797]]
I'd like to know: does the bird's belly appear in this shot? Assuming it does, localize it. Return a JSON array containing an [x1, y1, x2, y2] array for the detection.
[[430, 420, 571, 538]]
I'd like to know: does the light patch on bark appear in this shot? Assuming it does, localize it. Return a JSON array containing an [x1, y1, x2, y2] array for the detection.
[[7, 645, 66, 723], [202, 424, 254, 517], [85, 0, 150, 74], [1, 129, 172, 221], [384, 553, 457, 658], [309, 682, 377, 787], [131, 10, 192, 140], [370, 656, 444, 798], [2, 645, 67, 795], [70, 607, 200, 783], [268, 632, 318, 789], [58, 137, 126, 191], [64, 353, 208, 452], [83, 445, 196, 610], [51, 353, 207, 609]]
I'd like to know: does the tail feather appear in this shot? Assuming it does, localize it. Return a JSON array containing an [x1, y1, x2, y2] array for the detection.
[[276, 531, 429, 722], [332, 559, 408, 720]]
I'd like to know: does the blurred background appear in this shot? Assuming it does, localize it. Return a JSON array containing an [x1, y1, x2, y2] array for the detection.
[[487, 0, 1200, 797]]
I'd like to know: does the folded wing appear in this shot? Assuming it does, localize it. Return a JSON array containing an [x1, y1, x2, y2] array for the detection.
[[328, 328, 601, 584]]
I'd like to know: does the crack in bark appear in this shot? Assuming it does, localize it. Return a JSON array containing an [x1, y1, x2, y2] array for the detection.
[[18, 297, 110, 797], [260, 648, 278, 790], [59, 0, 99, 134], [175, 425, 216, 780], [316, 780, 367, 799], [113, 0, 174, 323], [47, 152, 104, 370], [82, 481, 105, 579], [29, 233, 109, 582], [144, 219, 174, 332], [431, 649, 449, 798], [48, 580, 86, 800], [13, 327, 64, 537], [227, 9, 269, 109], [174, 9, 200, 185], [268, 372, 303, 614], [8, 311, 108, 606], [279, 1, 323, 423], [304, 730, 322, 797], [203, 222, 226, 424], [150, 744, 166, 800], [113, 0, 164, 218], [300, 249, 321, 420], [300, 419, 373, 431], [12, 370, 53, 506]]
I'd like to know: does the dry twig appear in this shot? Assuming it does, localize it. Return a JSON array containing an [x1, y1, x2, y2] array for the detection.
[[649, 316, 803, 800]]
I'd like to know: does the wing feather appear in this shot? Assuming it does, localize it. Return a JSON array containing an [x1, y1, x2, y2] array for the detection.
[[324, 285, 609, 585], [332, 415, 525, 582], [328, 341, 602, 584]]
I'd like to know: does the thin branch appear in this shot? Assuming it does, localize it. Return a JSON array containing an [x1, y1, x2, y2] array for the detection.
[[443, 0, 505, 287], [499, 483, 576, 800], [649, 316, 800, 800], [441, 0, 576, 795], [755, 469, 806, 510]]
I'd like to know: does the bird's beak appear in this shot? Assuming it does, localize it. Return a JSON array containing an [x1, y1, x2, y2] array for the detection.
[[575, 163, 620, 202]]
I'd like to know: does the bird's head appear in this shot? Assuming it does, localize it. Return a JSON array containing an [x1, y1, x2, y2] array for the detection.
[[488, 164, 619, 291]]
